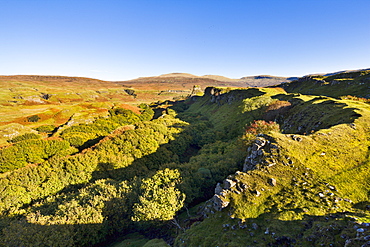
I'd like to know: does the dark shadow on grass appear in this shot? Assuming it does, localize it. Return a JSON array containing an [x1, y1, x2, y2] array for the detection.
[[271, 95, 361, 135]]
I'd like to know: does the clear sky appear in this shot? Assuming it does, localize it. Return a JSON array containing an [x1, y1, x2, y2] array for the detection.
[[1, 0, 369, 81]]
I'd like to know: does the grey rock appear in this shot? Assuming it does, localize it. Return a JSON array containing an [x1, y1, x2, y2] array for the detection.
[[252, 223, 258, 230], [224, 179, 236, 189], [240, 183, 248, 190], [292, 135, 303, 141], [215, 183, 222, 195], [269, 178, 277, 186], [213, 195, 229, 211]]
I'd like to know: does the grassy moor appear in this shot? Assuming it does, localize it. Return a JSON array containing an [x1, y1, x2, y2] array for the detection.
[[0, 70, 370, 246]]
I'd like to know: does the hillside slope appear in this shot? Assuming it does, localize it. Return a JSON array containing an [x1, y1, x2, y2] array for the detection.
[[0, 70, 369, 246], [175, 86, 370, 246], [282, 69, 370, 98]]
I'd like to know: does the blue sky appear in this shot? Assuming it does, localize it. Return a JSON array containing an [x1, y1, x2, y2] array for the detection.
[[1, 0, 369, 80]]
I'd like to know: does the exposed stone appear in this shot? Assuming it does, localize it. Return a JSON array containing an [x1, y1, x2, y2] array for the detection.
[[240, 183, 248, 190], [349, 123, 356, 129], [292, 135, 303, 142], [270, 144, 279, 149], [328, 185, 336, 191], [215, 183, 222, 195], [269, 178, 277, 186], [213, 195, 229, 211], [252, 223, 258, 230], [255, 137, 267, 147], [254, 190, 261, 196], [223, 179, 236, 189], [219, 190, 228, 197]]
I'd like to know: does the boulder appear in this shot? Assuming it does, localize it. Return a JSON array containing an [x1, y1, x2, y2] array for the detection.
[[213, 195, 229, 211], [223, 179, 236, 189], [254, 190, 261, 196], [215, 183, 222, 195], [269, 178, 277, 186]]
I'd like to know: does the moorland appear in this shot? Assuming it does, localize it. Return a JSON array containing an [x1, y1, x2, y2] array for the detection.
[[0, 70, 369, 246]]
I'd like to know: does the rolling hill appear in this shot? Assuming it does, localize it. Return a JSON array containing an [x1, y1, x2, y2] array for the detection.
[[0, 69, 369, 247]]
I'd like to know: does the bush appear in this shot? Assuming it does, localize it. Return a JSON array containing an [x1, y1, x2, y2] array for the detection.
[[8, 133, 41, 143], [0, 139, 76, 173], [27, 115, 40, 122], [245, 120, 280, 137], [35, 125, 56, 134]]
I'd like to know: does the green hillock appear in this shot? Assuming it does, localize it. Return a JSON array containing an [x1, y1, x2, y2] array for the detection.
[[282, 69, 370, 98]]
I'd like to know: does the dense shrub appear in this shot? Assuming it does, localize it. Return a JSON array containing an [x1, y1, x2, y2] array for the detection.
[[0, 139, 77, 173], [8, 133, 41, 143], [245, 120, 280, 138], [27, 115, 40, 122], [35, 124, 57, 134], [60, 106, 154, 149]]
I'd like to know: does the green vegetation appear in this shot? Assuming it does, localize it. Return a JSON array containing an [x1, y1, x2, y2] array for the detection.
[[8, 132, 41, 143], [0, 71, 370, 246], [283, 69, 370, 98]]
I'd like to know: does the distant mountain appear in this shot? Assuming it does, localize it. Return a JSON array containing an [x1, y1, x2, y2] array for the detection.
[[115, 73, 296, 90]]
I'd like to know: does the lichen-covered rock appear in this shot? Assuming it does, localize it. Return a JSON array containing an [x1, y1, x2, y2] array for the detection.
[[213, 195, 230, 211], [223, 179, 236, 189]]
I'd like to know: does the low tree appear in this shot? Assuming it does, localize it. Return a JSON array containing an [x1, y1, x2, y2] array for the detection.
[[132, 169, 185, 222]]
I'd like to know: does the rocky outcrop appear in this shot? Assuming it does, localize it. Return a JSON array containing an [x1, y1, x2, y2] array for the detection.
[[243, 135, 280, 172], [211, 174, 251, 211]]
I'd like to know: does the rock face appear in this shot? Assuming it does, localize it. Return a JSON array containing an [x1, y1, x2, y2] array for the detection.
[[243, 136, 279, 172], [223, 179, 236, 189], [212, 177, 241, 211], [213, 194, 230, 211], [211, 135, 280, 211]]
